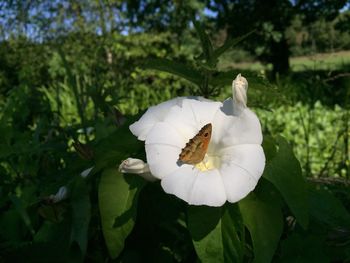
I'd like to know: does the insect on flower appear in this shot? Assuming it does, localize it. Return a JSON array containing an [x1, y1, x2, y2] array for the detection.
[[178, 123, 212, 165]]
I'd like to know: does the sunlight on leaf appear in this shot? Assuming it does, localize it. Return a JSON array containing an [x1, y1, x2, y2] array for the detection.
[[98, 168, 145, 259], [263, 136, 309, 228], [187, 204, 244, 263], [239, 180, 283, 263]]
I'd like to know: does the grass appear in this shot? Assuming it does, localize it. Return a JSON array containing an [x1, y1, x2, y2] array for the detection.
[[220, 50, 350, 72], [291, 50, 350, 71]]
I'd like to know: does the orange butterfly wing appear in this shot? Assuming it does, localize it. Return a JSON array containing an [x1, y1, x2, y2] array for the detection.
[[178, 123, 212, 165]]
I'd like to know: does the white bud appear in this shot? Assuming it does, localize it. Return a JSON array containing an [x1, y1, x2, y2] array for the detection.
[[50, 186, 68, 203], [80, 167, 93, 178], [119, 158, 157, 182], [232, 73, 248, 108]]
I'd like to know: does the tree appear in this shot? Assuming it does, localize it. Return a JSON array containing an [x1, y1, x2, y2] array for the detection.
[[207, 0, 349, 76]]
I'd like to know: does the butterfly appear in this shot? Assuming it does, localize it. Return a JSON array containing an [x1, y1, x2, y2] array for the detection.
[[178, 123, 212, 165]]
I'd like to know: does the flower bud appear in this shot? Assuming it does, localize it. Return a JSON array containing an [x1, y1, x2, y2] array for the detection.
[[232, 73, 248, 108], [119, 158, 157, 182], [80, 167, 93, 178], [49, 186, 68, 203]]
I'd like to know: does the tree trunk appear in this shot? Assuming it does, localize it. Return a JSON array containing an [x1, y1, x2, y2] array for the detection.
[[270, 37, 290, 77]]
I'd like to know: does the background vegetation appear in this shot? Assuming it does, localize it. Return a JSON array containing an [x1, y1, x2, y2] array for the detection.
[[0, 0, 349, 262]]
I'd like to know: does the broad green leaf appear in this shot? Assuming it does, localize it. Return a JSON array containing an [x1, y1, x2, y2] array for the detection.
[[99, 168, 144, 259], [263, 136, 309, 228], [221, 204, 245, 263], [187, 204, 244, 263], [192, 19, 213, 62], [187, 206, 223, 262], [308, 186, 350, 228], [143, 58, 202, 86], [262, 135, 277, 162], [212, 31, 255, 60], [239, 180, 283, 263], [34, 220, 70, 245], [70, 178, 91, 257]]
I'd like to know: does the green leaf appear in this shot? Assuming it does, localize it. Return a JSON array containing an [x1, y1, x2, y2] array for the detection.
[[70, 178, 91, 258], [212, 30, 255, 60], [239, 179, 283, 263], [98, 168, 144, 259], [262, 135, 277, 162], [221, 204, 245, 263], [187, 206, 224, 261], [187, 206, 223, 262], [192, 19, 213, 62], [143, 58, 202, 86], [308, 186, 350, 228], [263, 136, 309, 228], [187, 204, 244, 263]]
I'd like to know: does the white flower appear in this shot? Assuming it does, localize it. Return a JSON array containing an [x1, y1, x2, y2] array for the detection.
[[125, 74, 265, 207]]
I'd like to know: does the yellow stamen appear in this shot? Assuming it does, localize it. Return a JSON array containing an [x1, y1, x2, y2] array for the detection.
[[195, 155, 219, 171]]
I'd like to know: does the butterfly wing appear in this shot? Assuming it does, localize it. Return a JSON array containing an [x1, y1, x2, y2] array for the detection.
[[179, 123, 212, 165]]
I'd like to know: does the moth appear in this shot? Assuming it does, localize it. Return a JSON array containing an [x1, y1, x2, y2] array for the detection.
[[178, 123, 212, 165]]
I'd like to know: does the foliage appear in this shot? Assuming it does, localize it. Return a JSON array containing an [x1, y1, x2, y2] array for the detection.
[[207, 0, 349, 75], [0, 2, 349, 262]]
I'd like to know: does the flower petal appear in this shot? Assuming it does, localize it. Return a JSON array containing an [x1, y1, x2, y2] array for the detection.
[[144, 121, 185, 179], [164, 99, 222, 140], [188, 169, 227, 207], [220, 162, 257, 203], [145, 122, 185, 147], [161, 167, 226, 207], [130, 97, 185, 140], [219, 144, 265, 181], [161, 166, 197, 202], [211, 99, 263, 147], [130, 97, 210, 140], [145, 143, 181, 179]]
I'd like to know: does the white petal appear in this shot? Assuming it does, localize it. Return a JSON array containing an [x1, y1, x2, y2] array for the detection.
[[181, 99, 221, 127], [129, 97, 184, 140], [161, 166, 197, 202], [164, 99, 221, 140], [220, 162, 257, 203], [145, 143, 181, 179], [129, 97, 210, 141], [144, 121, 185, 179], [146, 122, 185, 147], [219, 144, 265, 181], [188, 169, 227, 206], [212, 99, 263, 147]]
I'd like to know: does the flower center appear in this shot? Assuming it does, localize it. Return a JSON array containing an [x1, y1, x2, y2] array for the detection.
[[195, 154, 221, 172]]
